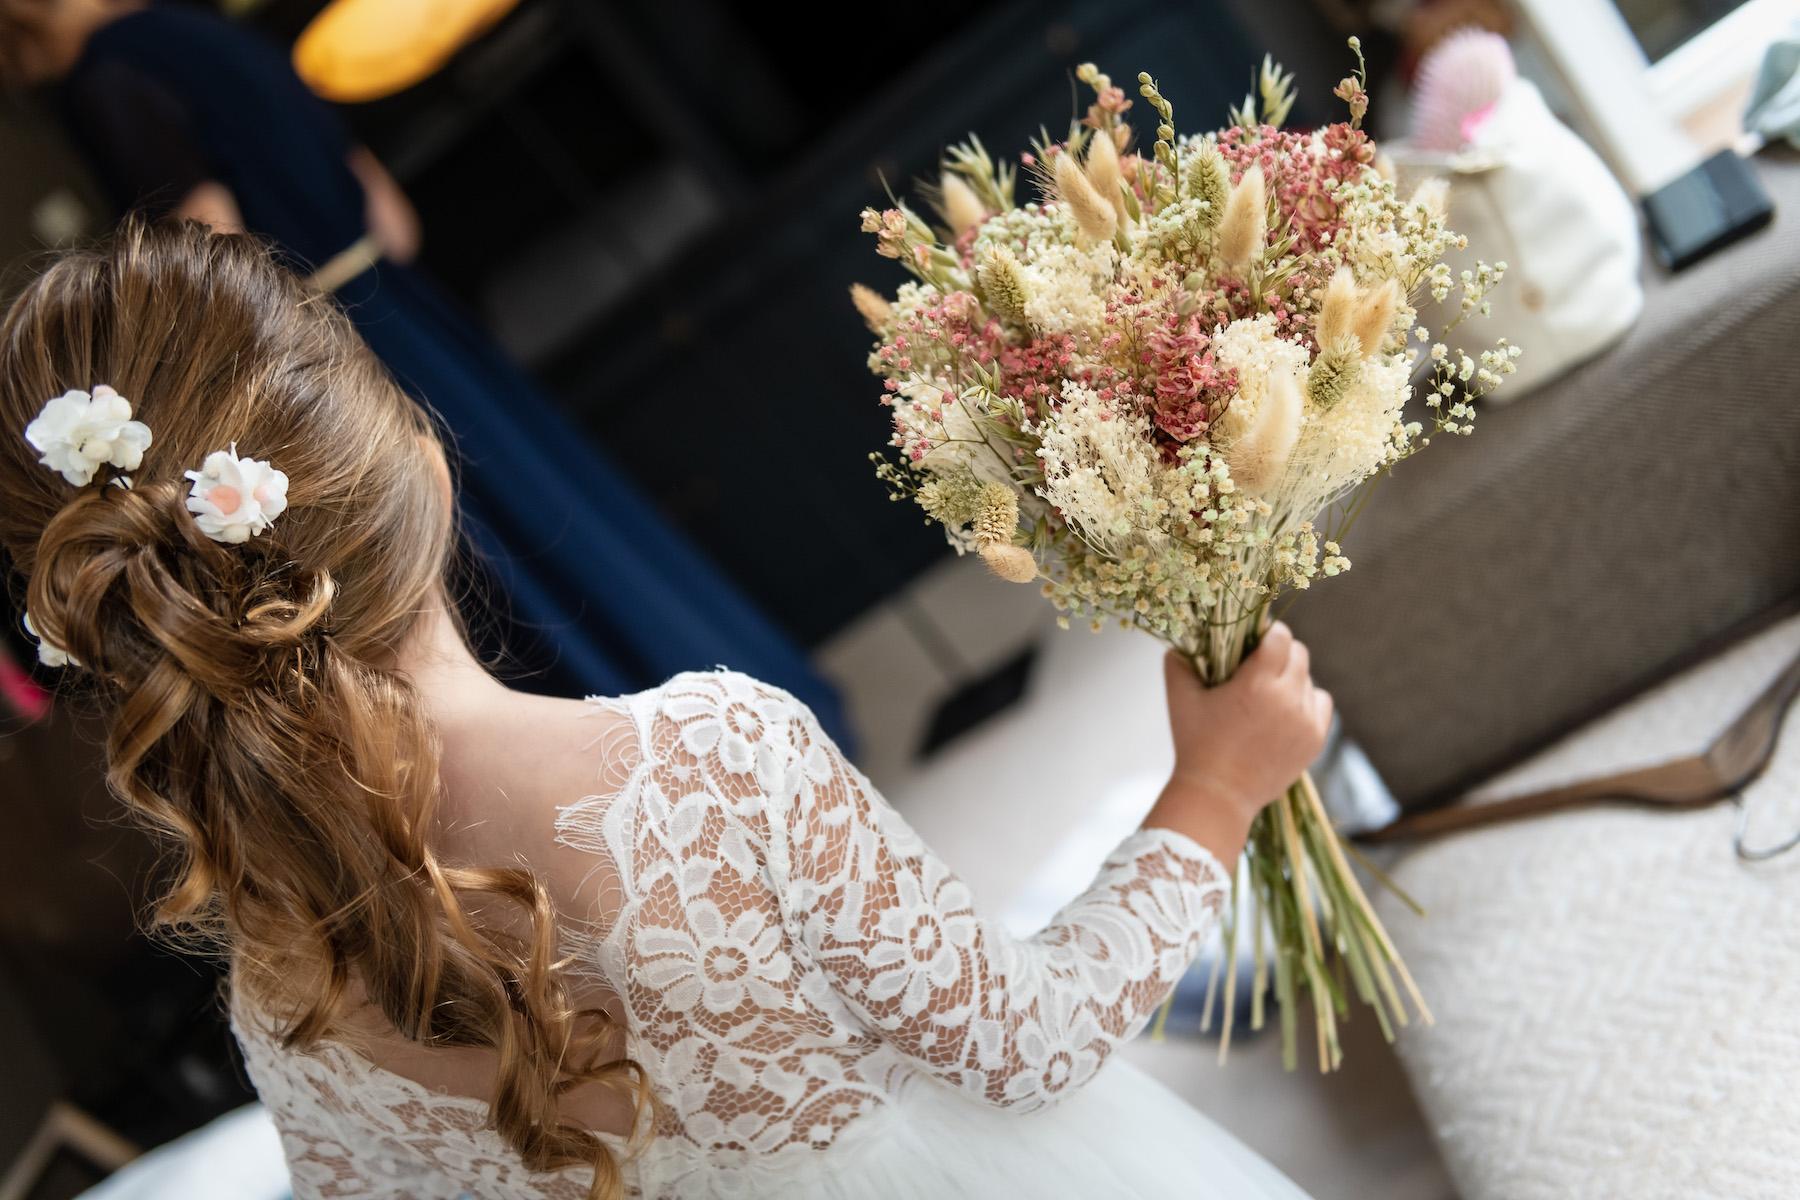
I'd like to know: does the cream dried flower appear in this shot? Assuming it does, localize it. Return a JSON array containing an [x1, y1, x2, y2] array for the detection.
[[939, 172, 987, 238], [1083, 124, 1126, 223], [1053, 149, 1116, 244], [849, 283, 892, 334], [1305, 348, 1416, 492], [1224, 161, 1267, 268], [1217, 164, 1266, 271], [1035, 382, 1174, 556], [1316, 267, 1359, 349], [973, 480, 1020, 547], [917, 472, 982, 525], [980, 543, 1037, 582], [1224, 366, 1302, 495], [1212, 314, 1313, 432], [1351, 278, 1402, 356], [1183, 142, 1229, 223], [1017, 241, 1114, 334]]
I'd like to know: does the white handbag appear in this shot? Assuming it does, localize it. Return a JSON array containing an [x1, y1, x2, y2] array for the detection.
[[1391, 79, 1645, 400]]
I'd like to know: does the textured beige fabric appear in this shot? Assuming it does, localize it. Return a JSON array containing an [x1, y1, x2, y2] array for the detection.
[[1290, 154, 1800, 805], [1377, 615, 1800, 1200]]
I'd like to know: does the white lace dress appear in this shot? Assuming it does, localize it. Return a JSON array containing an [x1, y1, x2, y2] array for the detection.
[[231, 670, 1311, 1199]]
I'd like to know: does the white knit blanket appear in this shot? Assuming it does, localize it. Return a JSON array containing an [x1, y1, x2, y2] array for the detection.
[[1378, 614, 1800, 1200]]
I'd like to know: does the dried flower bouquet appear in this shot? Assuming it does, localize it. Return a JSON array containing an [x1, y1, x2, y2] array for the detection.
[[856, 43, 1516, 1069]]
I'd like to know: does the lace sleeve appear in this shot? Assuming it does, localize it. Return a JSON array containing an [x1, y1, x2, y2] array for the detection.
[[753, 678, 1230, 1111]]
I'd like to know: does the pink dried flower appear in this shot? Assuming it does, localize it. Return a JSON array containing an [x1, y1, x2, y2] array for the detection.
[[860, 207, 911, 258]]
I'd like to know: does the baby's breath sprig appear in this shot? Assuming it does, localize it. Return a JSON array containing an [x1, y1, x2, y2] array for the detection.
[[870, 453, 923, 506], [1417, 336, 1520, 438], [1136, 72, 1179, 207]]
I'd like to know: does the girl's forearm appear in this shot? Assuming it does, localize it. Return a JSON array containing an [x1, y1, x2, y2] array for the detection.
[[1143, 777, 1251, 865]]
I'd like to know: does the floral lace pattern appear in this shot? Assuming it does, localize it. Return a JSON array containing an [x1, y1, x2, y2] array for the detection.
[[235, 670, 1229, 1199], [231, 1003, 602, 1199]]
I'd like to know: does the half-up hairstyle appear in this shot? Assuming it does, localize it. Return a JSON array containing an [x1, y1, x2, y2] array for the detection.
[[0, 221, 645, 1197]]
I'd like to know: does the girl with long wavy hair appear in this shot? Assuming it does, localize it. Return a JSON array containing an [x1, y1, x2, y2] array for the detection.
[[0, 0, 845, 724], [0, 221, 1328, 1198]]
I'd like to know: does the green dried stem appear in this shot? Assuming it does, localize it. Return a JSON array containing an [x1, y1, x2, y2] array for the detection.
[[1228, 56, 1295, 131], [1135, 72, 1180, 206], [1258, 55, 1298, 128]]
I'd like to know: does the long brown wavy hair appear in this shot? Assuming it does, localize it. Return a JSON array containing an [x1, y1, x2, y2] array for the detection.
[[0, 221, 646, 1197]]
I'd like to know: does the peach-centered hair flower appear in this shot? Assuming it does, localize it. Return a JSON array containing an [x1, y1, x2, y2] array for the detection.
[[184, 444, 289, 544]]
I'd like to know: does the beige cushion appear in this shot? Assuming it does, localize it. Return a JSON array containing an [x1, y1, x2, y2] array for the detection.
[[1377, 615, 1800, 1199]]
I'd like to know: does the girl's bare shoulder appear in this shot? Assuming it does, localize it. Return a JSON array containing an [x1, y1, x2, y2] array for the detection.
[[430, 691, 639, 869]]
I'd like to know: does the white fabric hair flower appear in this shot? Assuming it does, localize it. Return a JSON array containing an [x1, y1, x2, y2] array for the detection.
[[22, 611, 77, 668], [24, 386, 153, 487], [184, 445, 289, 544]]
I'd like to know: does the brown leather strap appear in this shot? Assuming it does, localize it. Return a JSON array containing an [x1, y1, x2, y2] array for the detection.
[[1358, 644, 1800, 844]]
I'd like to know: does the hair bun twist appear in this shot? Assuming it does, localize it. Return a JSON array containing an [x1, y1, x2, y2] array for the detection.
[[26, 477, 334, 700]]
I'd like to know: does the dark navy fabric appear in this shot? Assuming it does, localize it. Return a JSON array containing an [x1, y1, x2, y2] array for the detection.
[[58, 5, 848, 739], [66, 5, 367, 272]]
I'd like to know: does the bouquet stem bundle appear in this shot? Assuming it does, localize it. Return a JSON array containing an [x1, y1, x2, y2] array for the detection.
[[1190, 646, 1429, 1072], [1224, 771, 1429, 1070], [1151, 577, 1429, 1069]]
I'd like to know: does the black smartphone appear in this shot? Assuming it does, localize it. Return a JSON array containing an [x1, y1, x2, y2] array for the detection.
[[1642, 149, 1775, 271]]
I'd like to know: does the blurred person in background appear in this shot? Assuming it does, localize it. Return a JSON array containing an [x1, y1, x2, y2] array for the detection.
[[0, 0, 845, 731]]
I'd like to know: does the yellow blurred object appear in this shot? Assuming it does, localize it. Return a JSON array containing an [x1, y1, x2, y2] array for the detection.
[[293, 0, 522, 103]]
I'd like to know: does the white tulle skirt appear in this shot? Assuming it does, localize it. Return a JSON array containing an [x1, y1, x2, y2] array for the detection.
[[639, 1058, 1312, 1199]]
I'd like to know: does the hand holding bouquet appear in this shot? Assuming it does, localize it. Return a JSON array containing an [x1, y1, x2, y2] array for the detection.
[[856, 43, 1517, 1069]]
